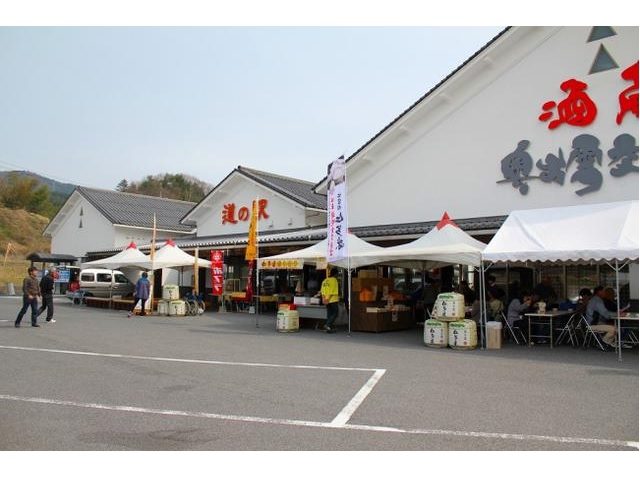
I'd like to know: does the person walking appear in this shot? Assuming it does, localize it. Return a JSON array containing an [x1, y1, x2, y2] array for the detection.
[[37, 266, 57, 323], [15, 266, 41, 328], [128, 271, 151, 317], [320, 268, 340, 333]]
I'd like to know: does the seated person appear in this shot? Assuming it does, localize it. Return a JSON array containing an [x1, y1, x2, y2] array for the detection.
[[486, 275, 505, 302], [487, 290, 504, 320], [506, 290, 534, 342], [533, 276, 558, 308], [507, 290, 533, 327], [602, 287, 616, 312], [602, 287, 630, 316], [585, 285, 626, 350], [575, 288, 592, 315]]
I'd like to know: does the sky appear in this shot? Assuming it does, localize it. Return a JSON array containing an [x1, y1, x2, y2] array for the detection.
[[0, 23, 505, 191], [0, 2, 515, 191], [0, 1, 622, 194]]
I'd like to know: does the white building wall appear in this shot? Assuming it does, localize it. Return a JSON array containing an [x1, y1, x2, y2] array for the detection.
[[347, 26, 638, 226], [114, 227, 192, 249], [51, 198, 116, 259], [193, 175, 310, 237]]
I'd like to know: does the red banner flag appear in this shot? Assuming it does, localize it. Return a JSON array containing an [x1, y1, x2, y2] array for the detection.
[[210, 250, 224, 296]]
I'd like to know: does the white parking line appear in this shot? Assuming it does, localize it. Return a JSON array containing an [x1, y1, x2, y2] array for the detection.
[[1, 345, 638, 449], [0, 344, 385, 426], [0, 393, 636, 449]]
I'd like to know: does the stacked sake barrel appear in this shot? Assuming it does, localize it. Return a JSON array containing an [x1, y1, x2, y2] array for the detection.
[[276, 304, 299, 332], [425, 292, 477, 350], [168, 300, 187, 316], [157, 300, 169, 315]]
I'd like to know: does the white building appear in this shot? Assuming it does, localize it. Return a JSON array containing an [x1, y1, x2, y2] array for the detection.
[[44, 186, 197, 260]]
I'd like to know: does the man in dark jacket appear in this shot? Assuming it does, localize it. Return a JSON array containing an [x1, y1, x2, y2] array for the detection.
[[37, 267, 57, 323], [15, 266, 41, 327]]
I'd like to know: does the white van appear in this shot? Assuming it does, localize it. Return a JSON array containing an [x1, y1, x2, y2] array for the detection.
[[78, 269, 135, 298]]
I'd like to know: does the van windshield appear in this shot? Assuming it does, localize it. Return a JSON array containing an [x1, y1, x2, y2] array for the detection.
[[114, 273, 130, 284]]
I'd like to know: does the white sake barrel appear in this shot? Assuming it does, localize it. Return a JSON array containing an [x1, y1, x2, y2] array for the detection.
[[163, 284, 179, 300], [277, 309, 299, 332], [448, 320, 478, 350], [424, 319, 448, 348], [433, 292, 465, 319], [168, 300, 186, 316], [157, 300, 169, 315]]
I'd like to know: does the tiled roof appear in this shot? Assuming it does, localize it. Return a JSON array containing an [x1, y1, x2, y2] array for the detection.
[[349, 216, 507, 239], [77, 186, 196, 232], [88, 216, 506, 256], [238, 166, 326, 209]]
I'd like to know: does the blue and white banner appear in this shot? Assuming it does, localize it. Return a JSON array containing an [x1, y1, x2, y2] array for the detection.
[[327, 155, 348, 263]]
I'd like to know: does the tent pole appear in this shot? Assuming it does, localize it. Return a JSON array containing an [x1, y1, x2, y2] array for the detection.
[[347, 264, 352, 337], [480, 263, 484, 349], [481, 262, 488, 350], [615, 259, 622, 361]]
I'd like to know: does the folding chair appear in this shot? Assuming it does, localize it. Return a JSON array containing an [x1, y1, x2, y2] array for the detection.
[[554, 312, 580, 347], [498, 311, 527, 345], [579, 315, 609, 351]]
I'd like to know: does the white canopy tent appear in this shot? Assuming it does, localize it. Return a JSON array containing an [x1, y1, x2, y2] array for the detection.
[[80, 241, 151, 310], [482, 201, 638, 264], [82, 241, 150, 269], [348, 212, 488, 345], [350, 212, 487, 270], [138, 239, 212, 270], [259, 232, 388, 269], [482, 200, 639, 360], [259, 232, 391, 334]]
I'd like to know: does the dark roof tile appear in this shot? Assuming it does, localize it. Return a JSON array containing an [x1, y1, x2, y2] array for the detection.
[[77, 186, 196, 232], [238, 166, 326, 209]]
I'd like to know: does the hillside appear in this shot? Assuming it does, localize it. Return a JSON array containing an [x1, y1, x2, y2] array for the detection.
[[0, 206, 51, 294], [0, 170, 76, 196]]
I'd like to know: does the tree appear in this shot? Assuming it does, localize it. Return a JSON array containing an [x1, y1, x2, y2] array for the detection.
[[118, 173, 211, 202], [0, 172, 56, 217]]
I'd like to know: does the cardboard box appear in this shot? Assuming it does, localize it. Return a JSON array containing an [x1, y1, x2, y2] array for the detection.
[[358, 269, 378, 278], [487, 327, 503, 349]]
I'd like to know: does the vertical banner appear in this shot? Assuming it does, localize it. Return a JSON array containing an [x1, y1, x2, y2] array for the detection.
[[210, 250, 224, 296], [245, 199, 258, 261], [327, 155, 348, 262]]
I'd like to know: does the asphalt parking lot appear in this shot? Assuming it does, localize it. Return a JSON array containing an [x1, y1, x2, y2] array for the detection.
[[1, 296, 638, 452]]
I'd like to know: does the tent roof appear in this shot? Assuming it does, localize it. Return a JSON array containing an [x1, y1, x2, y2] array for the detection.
[[82, 242, 150, 269], [144, 239, 212, 269], [350, 213, 487, 269], [258, 232, 387, 269], [482, 200, 639, 264]]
